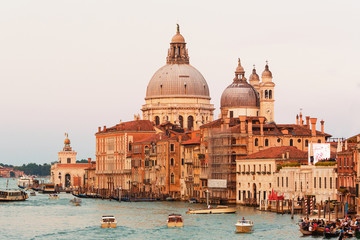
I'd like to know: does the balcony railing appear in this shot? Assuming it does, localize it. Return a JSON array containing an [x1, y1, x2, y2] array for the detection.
[[184, 158, 193, 164], [185, 176, 194, 182]]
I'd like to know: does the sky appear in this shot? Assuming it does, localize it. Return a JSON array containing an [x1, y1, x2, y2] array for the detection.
[[0, 0, 359, 165]]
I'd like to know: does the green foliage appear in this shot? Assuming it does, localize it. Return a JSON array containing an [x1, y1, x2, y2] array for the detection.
[[0, 163, 14, 168], [315, 161, 337, 166], [277, 162, 301, 171], [76, 159, 89, 163], [14, 163, 51, 176]]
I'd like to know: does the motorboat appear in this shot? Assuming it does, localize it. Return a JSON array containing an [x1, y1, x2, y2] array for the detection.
[[70, 197, 82, 206], [186, 205, 237, 214], [167, 214, 184, 227], [30, 191, 36, 196], [101, 215, 117, 228], [49, 193, 59, 199], [0, 190, 28, 201], [235, 219, 254, 233], [41, 183, 57, 194], [17, 176, 33, 189]]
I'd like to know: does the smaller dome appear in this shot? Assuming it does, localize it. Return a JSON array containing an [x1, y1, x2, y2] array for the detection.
[[171, 24, 185, 43], [171, 33, 185, 43], [64, 138, 70, 145], [262, 63, 273, 79], [249, 67, 260, 82], [235, 58, 245, 74]]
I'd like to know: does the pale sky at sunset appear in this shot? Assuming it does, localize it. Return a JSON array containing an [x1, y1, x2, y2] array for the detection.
[[0, 0, 359, 165]]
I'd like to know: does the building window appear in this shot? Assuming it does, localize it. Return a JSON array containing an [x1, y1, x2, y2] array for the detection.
[[128, 142, 132, 151], [187, 115, 194, 130], [265, 139, 269, 146], [170, 144, 175, 152], [179, 115, 183, 128], [269, 90, 272, 99], [305, 140, 309, 147], [255, 138, 259, 146], [295, 182, 297, 191], [230, 111, 234, 118], [155, 116, 160, 125], [265, 90, 268, 99], [335, 178, 337, 189], [286, 177, 288, 187], [67, 158, 71, 163], [319, 177, 321, 188], [277, 177, 279, 187], [330, 177, 332, 189], [282, 177, 284, 187], [301, 182, 303, 192], [170, 173, 174, 184], [170, 158, 174, 166], [238, 190, 241, 200], [339, 157, 341, 169], [324, 177, 327, 189], [314, 177, 316, 188], [181, 158, 184, 165], [269, 164, 271, 172], [318, 139, 321, 143], [297, 139, 301, 143], [289, 139, 293, 146]]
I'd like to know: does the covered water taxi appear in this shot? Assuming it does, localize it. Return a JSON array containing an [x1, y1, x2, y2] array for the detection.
[[186, 205, 237, 214], [235, 218, 254, 233], [0, 190, 28, 201], [101, 215, 117, 228], [167, 214, 184, 227]]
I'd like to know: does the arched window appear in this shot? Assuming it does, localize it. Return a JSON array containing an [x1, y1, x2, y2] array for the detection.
[[255, 138, 259, 146], [231, 137, 236, 145], [231, 151, 236, 162], [170, 173, 175, 184], [155, 116, 160, 125], [187, 115, 194, 130], [265, 139, 269, 146], [318, 139, 321, 143], [305, 140, 309, 147], [290, 139, 293, 146], [67, 158, 71, 164], [65, 174, 71, 188], [170, 158, 174, 166], [265, 90, 268, 99], [179, 115, 183, 128], [269, 90, 272, 99]]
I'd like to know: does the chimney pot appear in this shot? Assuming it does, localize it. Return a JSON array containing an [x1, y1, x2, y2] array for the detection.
[[306, 116, 310, 129], [320, 120, 325, 134], [310, 118, 317, 137]]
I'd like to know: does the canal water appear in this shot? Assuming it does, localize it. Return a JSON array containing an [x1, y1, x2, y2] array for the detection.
[[1, 178, 313, 240]]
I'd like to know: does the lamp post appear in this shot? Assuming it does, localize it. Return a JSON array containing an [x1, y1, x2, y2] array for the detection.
[[206, 189, 209, 207], [119, 187, 122, 202]]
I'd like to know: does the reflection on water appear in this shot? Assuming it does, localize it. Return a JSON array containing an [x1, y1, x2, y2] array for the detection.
[[1, 178, 307, 239]]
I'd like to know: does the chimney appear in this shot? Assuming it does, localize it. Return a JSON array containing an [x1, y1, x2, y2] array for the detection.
[[296, 115, 299, 125], [239, 116, 246, 134], [286, 151, 290, 159], [224, 118, 230, 129], [310, 118, 317, 137], [259, 117, 265, 136], [345, 141, 348, 151], [320, 120, 324, 134], [248, 120, 253, 135], [306, 116, 310, 129], [98, 127, 101, 132], [88, 158, 91, 164], [179, 135, 182, 142], [103, 126, 107, 131], [300, 113, 303, 126]]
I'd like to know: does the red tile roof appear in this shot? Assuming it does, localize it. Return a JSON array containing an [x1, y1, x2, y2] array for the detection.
[[97, 120, 155, 134], [239, 146, 308, 159], [181, 137, 201, 145]]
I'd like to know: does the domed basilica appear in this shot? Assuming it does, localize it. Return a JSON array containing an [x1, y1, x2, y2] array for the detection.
[[142, 25, 275, 129]]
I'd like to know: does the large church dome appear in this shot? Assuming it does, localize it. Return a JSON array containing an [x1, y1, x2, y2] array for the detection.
[[146, 64, 210, 99], [221, 59, 260, 109]]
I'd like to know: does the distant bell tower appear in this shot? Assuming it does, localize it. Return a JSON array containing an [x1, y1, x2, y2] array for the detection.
[[259, 61, 275, 122], [58, 133, 77, 164]]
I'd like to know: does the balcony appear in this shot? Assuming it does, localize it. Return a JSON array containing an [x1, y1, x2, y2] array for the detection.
[[185, 176, 194, 182], [184, 158, 193, 164], [143, 179, 150, 184]]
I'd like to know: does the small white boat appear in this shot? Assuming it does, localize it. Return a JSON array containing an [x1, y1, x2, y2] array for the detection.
[[167, 214, 184, 227], [49, 193, 59, 199], [70, 197, 82, 206], [30, 191, 36, 196], [235, 219, 254, 233], [186, 205, 237, 214], [0, 190, 28, 201], [101, 215, 117, 228]]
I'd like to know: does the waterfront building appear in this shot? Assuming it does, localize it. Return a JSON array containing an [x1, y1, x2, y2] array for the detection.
[[337, 139, 359, 206], [95, 120, 156, 190], [235, 146, 307, 205], [0, 166, 24, 178], [275, 163, 337, 203], [51, 135, 95, 188], [141, 25, 214, 130], [181, 131, 201, 200]]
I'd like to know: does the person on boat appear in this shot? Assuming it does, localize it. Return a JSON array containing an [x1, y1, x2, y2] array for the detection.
[[241, 217, 245, 223]]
